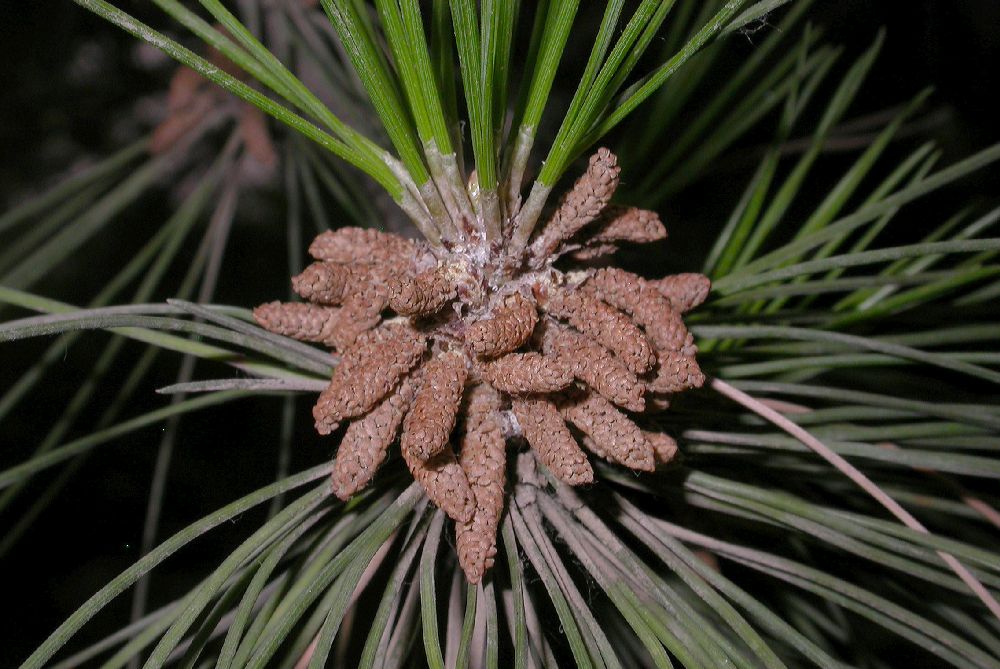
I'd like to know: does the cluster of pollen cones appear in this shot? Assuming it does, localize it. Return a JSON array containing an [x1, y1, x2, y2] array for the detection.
[[151, 25, 277, 168], [254, 148, 709, 583]]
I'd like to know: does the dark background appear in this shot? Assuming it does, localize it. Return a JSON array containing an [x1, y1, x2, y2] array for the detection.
[[0, 1, 998, 666]]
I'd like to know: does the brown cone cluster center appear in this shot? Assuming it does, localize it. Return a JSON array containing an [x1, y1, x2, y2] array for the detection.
[[254, 148, 710, 583]]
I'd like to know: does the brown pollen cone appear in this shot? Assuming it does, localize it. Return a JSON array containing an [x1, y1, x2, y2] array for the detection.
[[166, 66, 205, 112], [465, 292, 538, 358], [400, 351, 469, 461], [152, 30, 265, 156], [403, 447, 476, 523], [647, 351, 706, 394], [308, 227, 415, 265], [238, 104, 277, 168], [388, 266, 456, 316], [456, 385, 507, 584], [150, 93, 213, 154], [540, 288, 655, 375], [649, 273, 712, 313], [569, 243, 619, 261], [291, 261, 357, 305], [512, 397, 593, 485], [312, 323, 426, 435], [343, 264, 395, 321], [541, 323, 645, 412], [560, 391, 655, 472], [530, 148, 620, 262], [253, 300, 378, 351], [477, 352, 574, 394], [584, 267, 692, 355], [331, 374, 419, 499], [643, 430, 680, 466], [585, 205, 666, 245]]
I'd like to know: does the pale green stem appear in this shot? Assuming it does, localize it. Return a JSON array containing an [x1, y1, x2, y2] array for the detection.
[[509, 180, 552, 256], [441, 152, 476, 228], [504, 124, 535, 219], [383, 152, 442, 248], [479, 188, 502, 243], [418, 178, 453, 240], [426, 141, 476, 238], [424, 140, 463, 241]]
